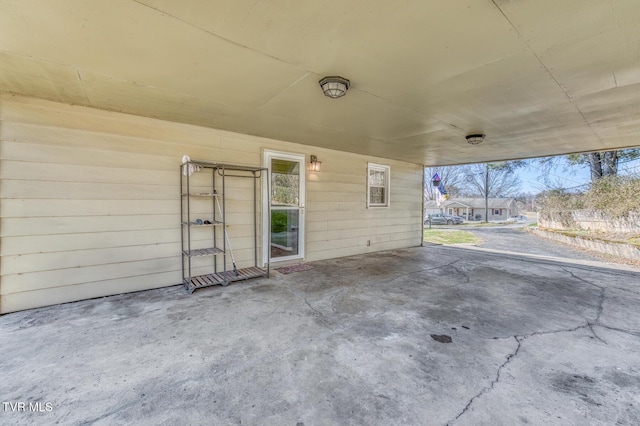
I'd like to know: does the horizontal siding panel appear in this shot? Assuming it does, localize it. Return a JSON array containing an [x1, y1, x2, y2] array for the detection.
[[306, 201, 364, 212], [187, 237, 262, 253], [1, 199, 180, 218], [185, 225, 262, 240], [307, 239, 421, 263], [1, 139, 179, 171], [306, 173, 366, 185], [375, 224, 422, 236], [307, 228, 372, 242], [1, 121, 228, 157], [2, 243, 179, 274], [389, 231, 421, 242], [188, 254, 258, 275], [1, 179, 179, 200], [306, 221, 328, 232], [1, 215, 176, 236], [375, 225, 422, 237], [307, 203, 421, 213], [305, 209, 418, 223], [306, 182, 364, 194], [1, 229, 179, 256], [307, 237, 362, 253], [0, 122, 200, 162], [1, 160, 176, 185], [307, 192, 367, 203], [2, 237, 260, 274], [0, 271, 181, 313], [1, 257, 180, 294]]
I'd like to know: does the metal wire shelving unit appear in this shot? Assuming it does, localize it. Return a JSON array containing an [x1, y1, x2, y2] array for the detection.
[[180, 161, 269, 293]]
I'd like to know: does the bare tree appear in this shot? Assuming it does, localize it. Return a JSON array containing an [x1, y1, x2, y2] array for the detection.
[[423, 166, 467, 200], [458, 163, 522, 198], [538, 148, 640, 185]]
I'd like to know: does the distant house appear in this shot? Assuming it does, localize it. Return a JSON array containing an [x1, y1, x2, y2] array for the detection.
[[425, 198, 519, 221]]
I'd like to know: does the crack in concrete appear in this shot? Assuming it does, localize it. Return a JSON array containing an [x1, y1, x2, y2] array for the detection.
[[594, 287, 605, 323], [264, 305, 280, 318], [563, 267, 640, 340], [426, 258, 464, 272], [271, 283, 343, 335], [448, 263, 472, 285], [447, 336, 522, 425], [490, 323, 590, 341], [448, 313, 630, 426], [587, 322, 607, 345], [609, 286, 640, 297], [303, 297, 326, 319], [596, 324, 640, 338], [562, 267, 609, 342], [562, 268, 605, 291], [386, 259, 465, 285]]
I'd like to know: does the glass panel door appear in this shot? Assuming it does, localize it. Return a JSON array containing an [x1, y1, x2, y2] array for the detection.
[[264, 151, 305, 262]]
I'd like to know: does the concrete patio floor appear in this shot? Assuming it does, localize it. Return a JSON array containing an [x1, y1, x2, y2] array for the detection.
[[2, 246, 640, 425]]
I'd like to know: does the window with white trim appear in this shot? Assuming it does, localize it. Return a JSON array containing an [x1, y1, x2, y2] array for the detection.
[[367, 163, 390, 208]]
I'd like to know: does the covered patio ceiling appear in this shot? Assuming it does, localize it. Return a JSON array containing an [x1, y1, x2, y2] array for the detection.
[[1, 0, 639, 166]]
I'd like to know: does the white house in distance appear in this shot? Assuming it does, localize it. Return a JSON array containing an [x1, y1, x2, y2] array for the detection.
[[425, 198, 519, 221]]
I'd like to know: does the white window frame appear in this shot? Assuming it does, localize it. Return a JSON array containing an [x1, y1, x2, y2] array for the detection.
[[367, 163, 390, 208]]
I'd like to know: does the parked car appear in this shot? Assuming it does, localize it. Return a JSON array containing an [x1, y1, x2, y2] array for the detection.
[[507, 215, 528, 222], [426, 213, 464, 225]]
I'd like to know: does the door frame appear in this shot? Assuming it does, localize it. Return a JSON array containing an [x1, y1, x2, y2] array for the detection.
[[262, 150, 306, 265]]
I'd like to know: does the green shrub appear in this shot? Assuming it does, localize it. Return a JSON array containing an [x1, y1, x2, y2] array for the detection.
[[538, 176, 640, 220], [271, 211, 288, 233], [584, 176, 640, 218], [537, 189, 584, 227]]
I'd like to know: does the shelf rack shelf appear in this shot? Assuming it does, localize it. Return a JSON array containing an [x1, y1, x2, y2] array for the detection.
[[180, 161, 269, 293]]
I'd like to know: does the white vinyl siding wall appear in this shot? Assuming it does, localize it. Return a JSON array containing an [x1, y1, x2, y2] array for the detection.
[[0, 95, 423, 313]]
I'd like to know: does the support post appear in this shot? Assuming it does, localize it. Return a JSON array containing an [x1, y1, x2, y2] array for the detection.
[[484, 163, 489, 223]]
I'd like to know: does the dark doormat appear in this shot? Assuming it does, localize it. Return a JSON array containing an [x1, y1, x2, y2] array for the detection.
[[276, 264, 314, 274]]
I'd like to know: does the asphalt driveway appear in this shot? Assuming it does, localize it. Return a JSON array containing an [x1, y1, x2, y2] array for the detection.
[[461, 225, 605, 261], [1, 246, 639, 425]]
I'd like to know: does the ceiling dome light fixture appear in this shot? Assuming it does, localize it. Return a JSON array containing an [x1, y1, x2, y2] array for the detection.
[[319, 76, 350, 98], [466, 134, 485, 145]]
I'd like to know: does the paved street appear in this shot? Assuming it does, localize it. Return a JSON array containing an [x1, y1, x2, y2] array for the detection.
[[461, 224, 605, 261], [2, 245, 640, 425]]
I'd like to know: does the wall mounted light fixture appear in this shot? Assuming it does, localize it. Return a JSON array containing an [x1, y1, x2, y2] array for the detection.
[[309, 155, 321, 172], [319, 76, 350, 98], [466, 134, 485, 145]]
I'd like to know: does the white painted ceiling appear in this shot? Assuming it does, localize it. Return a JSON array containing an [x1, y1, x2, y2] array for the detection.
[[1, 0, 640, 165]]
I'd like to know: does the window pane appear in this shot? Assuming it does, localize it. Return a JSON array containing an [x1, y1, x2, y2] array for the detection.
[[369, 187, 385, 205], [271, 159, 299, 206], [271, 210, 299, 258], [369, 170, 385, 187], [367, 163, 390, 208]]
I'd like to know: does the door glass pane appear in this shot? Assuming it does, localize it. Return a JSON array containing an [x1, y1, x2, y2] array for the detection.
[[271, 159, 299, 206], [271, 210, 299, 258]]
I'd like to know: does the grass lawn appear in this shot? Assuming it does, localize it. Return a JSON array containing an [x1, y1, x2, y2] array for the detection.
[[424, 229, 482, 245]]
